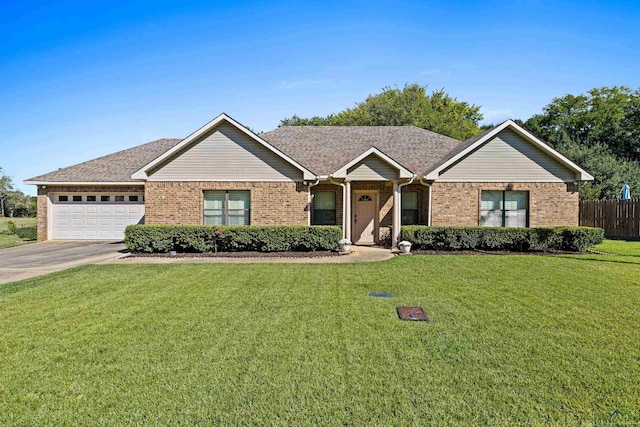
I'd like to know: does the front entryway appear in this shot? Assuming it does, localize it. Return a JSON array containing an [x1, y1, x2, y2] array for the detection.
[[352, 192, 377, 244]]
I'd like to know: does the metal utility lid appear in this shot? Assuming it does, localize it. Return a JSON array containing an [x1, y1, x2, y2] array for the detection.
[[396, 306, 428, 321]]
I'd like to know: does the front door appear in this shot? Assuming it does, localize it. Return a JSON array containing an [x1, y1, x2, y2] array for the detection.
[[353, 193, 376, 244]]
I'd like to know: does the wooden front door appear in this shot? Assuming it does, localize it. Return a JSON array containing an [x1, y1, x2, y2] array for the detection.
[[353, 193, 376, 244]]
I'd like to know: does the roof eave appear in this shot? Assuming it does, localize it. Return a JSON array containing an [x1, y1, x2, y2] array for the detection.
[[23, 180, 145, 186]]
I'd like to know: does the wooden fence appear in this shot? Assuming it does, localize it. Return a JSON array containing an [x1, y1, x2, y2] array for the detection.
[[579, 198, 640, 239]]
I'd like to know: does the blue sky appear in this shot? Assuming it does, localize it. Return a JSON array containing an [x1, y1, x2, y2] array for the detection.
[[1, 0, 639, 195]]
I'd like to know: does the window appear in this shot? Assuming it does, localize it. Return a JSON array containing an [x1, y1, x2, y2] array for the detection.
[[129, 196, 139, 202], [87, 196, 96, 202], [204, 191, 250, 225], [59, 195, 68, 202], [73, 195, 82, 202], [480, 191, 528, 227], [101, 196, 110, 202], [401, 191, 418, 225], [313, 192, 336, 225], [115, 196, 125, 202]]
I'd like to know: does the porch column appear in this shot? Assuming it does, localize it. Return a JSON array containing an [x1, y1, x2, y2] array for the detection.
[[392, 181, 400, 247], [344, 180, 351, 241]]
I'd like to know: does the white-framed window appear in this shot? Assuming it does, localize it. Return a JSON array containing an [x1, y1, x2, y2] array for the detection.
[[480, 191, 529, 227], [401, 191, 418, 225], [204, 190, 251, 226], [313, 192, 336, 225]]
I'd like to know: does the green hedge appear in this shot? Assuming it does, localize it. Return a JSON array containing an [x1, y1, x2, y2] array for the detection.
[[125, 225, 343, 253], [400, 226, 604, 252], [14, 226, 37, 241]]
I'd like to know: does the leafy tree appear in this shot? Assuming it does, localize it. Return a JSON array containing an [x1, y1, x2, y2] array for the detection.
[[0, 167, 15, 217], [5, 191, 34, 217], [280, 84, 483, 140], [525, 86, 640, 160], [524, 86, 640, 200]]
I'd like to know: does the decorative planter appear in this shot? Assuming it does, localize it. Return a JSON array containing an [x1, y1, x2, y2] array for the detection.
[[398, 241, 412, 254], [338, 239, 352, 253]]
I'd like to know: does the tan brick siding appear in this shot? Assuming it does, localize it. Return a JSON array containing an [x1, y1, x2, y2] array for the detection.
[[36, 185, 144, 241], [145, 181, 308, 226], [430, 182, 579, 227]]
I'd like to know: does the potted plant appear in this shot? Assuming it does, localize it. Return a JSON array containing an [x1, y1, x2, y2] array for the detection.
[[398, 240, 412, 254], [338, 238, 352, 252]]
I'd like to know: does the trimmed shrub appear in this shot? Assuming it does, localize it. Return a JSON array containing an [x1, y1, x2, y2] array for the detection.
[[6, 220, 16, 235], [400, 226, 604, 253], [125, 225, 343, 253], [15, 226, 37, 241]]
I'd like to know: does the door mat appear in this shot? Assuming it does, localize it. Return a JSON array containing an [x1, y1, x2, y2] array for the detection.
[[396, 306, 428, 321]]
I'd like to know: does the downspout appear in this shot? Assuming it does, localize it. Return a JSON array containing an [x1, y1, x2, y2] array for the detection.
[[306, 178, 321, 226], [329, 175, 347, 240], [419, 177, 432, 226], [393, 175, 416, 247]]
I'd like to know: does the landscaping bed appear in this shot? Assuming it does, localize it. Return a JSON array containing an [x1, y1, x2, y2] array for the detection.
[[126, 250, 340, 258]]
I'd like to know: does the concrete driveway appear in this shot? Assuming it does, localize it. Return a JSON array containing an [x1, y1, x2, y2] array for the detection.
[[0, 241, 127, 284]]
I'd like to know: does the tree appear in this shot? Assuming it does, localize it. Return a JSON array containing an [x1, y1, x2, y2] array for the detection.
[[280, 84, 483, 140], [0, 167, 15, 217], [525, 86, 640, 160]]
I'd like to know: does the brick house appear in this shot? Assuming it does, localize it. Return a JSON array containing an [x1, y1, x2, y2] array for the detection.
[[25, 113, 593, 246]]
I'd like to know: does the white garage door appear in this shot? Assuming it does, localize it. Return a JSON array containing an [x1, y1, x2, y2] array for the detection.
[[51, 193, 145, 240]]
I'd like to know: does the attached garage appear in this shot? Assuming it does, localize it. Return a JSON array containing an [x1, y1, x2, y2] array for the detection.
[[50, 193, 145, 240]]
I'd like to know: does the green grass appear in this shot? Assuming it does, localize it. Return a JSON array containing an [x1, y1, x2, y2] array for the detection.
[[0, 233, 33, 249], [0, 217, 36, 233], [0, 217, 37, 248], [593, 238, 640, 256], [1, 253, 639, 425]]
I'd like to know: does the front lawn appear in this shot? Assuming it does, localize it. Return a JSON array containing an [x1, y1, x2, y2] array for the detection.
[[0, 217, 36, 233], [593, 238, 640, 256], [1, 253, 639, 425], [0, 233, 33, 249]]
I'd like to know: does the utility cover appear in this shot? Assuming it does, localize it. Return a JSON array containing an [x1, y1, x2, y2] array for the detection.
[[396, 306, 428, 321], [368, 292, 394, 298]]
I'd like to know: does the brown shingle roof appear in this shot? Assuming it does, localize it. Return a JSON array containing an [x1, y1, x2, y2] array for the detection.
[[25, 138, 182, 183], [27, 125, 482, 183], [260, 126, 463, 176]]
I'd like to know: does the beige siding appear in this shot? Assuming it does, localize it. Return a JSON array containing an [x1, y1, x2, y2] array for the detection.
[[439, 129, 577, 182], [347, 154, 399, 181], [149, 123, 303, 181]]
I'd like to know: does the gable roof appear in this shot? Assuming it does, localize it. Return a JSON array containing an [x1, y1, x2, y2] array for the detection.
[[424, 120, 594, 181], [261, 126, 462, 176], [24, 115, 594, 186], [24, 138, 182, 184], [131, 113, 315, 180], [332, 147, 414, 179]]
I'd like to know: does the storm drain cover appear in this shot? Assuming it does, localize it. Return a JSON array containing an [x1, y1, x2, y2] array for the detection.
[[396, 306, 428, 321], [368, 292, 394, 298]]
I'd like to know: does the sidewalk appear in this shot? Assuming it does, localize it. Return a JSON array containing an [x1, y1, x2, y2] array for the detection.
[[106, 245, 395, 264]]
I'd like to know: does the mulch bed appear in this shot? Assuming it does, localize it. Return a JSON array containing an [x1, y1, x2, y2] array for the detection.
[[126, 251, 341, 258]]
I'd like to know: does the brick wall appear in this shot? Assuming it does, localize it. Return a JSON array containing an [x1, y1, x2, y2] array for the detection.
[[145, 181, 308, 225], [36, 185, 144, 241], [430, 182, 579, 227]]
